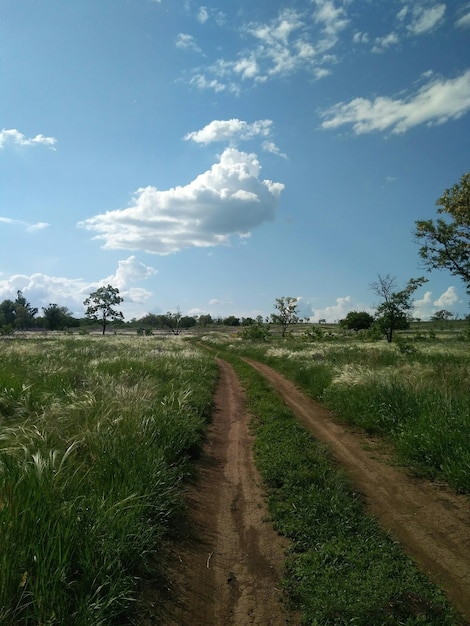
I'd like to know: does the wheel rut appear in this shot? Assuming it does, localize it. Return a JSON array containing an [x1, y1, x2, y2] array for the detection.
[[245, 357, 470, 623], [153, 358, 296, 625]]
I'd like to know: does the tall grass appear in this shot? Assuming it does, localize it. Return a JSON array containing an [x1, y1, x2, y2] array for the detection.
[[203, 334, 470, 493], [0, 336, 217, 624]]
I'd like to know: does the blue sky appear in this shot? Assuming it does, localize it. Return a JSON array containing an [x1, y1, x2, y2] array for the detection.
[[1, 0, 469, 322]]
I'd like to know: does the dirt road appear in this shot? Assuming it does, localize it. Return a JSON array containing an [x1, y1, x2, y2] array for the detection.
[[147, 356, 470, 624], [246, 358, 470, 623], [154, 358, 297, 625]]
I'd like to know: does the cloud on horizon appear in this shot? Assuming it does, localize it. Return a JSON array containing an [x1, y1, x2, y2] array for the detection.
[[0, 256, 156, 318], [79, 148, 284, 255]]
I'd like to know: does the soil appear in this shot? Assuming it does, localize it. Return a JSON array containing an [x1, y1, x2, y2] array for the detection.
[[143, 357, 470, 625]]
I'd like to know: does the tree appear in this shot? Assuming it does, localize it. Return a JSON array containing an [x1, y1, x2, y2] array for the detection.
[[339, 310, 374, 331], [162, 310, 183, 335], [431, 309, 453, 322], [42, 304, 75, 331], [83, 285, 124, 335], [0, 299, 16, 328], [271, 296, 300, 337], [370, 275, 427, 343], [223, 315, 240, 327], [14, 291, 38, 329], [198, 314, 213, 327], [415, 172, 470, 295]]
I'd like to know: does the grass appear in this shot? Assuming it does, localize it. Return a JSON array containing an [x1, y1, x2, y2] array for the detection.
[[0, 335, 218, 625], [204, 333, 470, 493], [216, 351, 463, 625]]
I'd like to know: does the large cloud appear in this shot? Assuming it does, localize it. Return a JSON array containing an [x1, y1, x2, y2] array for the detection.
[[79, 148, 284, 255], [320, 69, 470, 134]]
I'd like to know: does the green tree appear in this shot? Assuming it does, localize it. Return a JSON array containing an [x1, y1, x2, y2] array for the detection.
[[0, 299, 16, 328], [83, 285, 124, 335], [42, 304, 75, 331], [370, 275, 427, 343], [431, 309, 453, 321], [223, 315, 240, 327], [197, 314, 213, 327], [271, 296, 299, 337], [14, 291, 38, 329], [415, 172, 470, 295], [339, 310, 374, 331]]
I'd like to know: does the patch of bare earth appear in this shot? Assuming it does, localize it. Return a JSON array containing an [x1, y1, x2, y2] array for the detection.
[[145, 358, 298, 625], [245, 358, 470, 624]]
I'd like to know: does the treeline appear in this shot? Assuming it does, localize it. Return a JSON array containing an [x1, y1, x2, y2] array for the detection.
[[0, 291, 266, 335]]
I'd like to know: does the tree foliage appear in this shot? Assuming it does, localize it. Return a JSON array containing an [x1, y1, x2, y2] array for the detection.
[[415, 172, 470, 295], [0, 291, 38, 331], [42, 304, 76, 331], [370, 275, 426, 343], [339, 310, 374, 331], [430, 309, 453, 322], [271, 296, 300, 337], [83, 285, 124, 335]]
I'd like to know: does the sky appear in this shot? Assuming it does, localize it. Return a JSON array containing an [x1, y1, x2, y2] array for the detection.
[[1, 0, 469, 323]]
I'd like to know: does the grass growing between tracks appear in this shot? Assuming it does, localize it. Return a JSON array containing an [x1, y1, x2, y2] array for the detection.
[[0, 336, 217, 625], [204, 335, 470, 494], [220, 352, 462, 625]]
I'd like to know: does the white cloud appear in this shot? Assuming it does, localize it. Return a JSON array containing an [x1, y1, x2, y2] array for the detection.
[[455, 11, 470, 28], [353, 31, 369, 44], [262, 141, 287, 159], [190, 5, 345, 92], [197, 6, 209, 24], [0, 128, 57, 150], [185, 118, 286, 157], [413, 286, 461, 319], [313, 0, 349, 47], [103, 256, 157, 289], [368, 2, 445, 54], [433, 286, 459, 308], [176, 33, 202, 53], [0, 216, 50, 232], [299, 296, 374, 323], [78, 148, 284, 255], [372, 31, 400, 53], [320, 69, 470, 134], [407, 3, 446, 35], [185, 118, 272, 144], [0, 256, 157, 318]]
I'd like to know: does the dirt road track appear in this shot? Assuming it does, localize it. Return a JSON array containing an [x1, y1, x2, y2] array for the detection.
[[246, 358, 470, 623], [153, 358, 297, 625], [144, 356, 470, 624]]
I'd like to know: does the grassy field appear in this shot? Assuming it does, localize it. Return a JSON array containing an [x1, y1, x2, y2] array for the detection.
[[1, 330, 468, 624], [0, 335, 217, 625]]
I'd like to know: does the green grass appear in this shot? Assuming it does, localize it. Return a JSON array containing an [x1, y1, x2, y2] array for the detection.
[[0, 336, 217, 625]]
